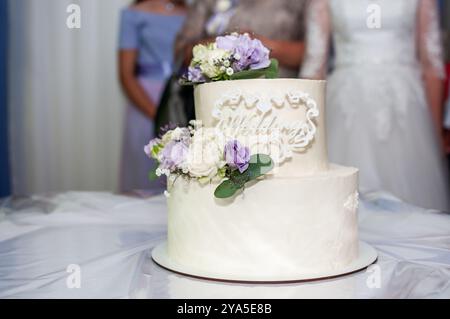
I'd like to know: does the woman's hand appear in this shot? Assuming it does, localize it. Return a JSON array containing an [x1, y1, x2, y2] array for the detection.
[[247, 32, 305, 70], [145, 104, 158, 120], [119, 49, 158, 120]]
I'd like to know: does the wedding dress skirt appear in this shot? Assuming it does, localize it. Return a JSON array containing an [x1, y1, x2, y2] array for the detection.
[[300, 0, 449, 211], [327, 63, 449, 211]]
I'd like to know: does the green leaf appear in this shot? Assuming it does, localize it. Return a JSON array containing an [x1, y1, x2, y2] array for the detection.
[[148, 169, 159, 181], [214, 179, 241, 199], [265, 59, 280, 79], [230, 59, 279, 80], [180, 59, 279, 86], [230, 169, 251, 187], [214, 154, 274, 199], [179, 80, 197, 87], [247, 154, 274, 180], [151, 144, 163, 159]]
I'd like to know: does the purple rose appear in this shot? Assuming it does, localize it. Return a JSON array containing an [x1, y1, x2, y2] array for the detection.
[[215, 34, 239, 51], [160, 141, 189, 170], [247, 38, 271, 70], [187, 66, 206, 83], [224, 140, 251, 173], [216, 33, 271, 72]]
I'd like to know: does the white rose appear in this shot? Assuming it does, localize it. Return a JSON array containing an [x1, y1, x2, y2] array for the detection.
[[209, 47, 231, 62], [192, 44, 209, 64], [200, 61, 221, 79], [171, 127, 183, 140], [199, 48, 231, 78], [186, 129, 225, 178], [161, 130, 173, 145]]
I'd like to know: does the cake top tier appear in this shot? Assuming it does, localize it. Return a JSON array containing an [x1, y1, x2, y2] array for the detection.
[[194, 78, 329, 177]]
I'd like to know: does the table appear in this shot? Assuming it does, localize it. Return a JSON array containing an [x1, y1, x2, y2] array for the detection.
[[0, 191, 449, 299]]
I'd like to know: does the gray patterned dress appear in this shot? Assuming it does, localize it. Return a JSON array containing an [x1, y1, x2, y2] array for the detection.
[[175, 0, 310, 77]]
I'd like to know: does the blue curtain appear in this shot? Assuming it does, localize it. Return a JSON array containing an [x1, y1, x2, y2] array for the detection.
[[0, 0, 10, 197]]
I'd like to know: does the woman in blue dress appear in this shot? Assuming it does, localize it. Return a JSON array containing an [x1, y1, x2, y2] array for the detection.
[[118, 0, 186, 193]]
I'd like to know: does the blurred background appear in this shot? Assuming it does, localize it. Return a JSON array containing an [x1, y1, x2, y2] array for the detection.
[[2, 0, 130, 197], [0, 0, 449, 199]]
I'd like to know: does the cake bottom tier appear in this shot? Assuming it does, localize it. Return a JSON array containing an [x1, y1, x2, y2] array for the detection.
[[167, 165, 359, 278]]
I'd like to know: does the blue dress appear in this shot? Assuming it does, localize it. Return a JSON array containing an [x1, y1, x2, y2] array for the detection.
[[118, 9, 185, 193]]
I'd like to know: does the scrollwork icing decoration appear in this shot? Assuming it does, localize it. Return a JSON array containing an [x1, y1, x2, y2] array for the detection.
[[211, 90, 320, 164]]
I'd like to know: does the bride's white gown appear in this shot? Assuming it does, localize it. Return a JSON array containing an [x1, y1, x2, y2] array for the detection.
[[301, 0, 449, 211]]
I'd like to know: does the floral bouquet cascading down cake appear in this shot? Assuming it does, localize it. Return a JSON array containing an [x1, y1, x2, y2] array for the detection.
[[146, 33, 377, 282]]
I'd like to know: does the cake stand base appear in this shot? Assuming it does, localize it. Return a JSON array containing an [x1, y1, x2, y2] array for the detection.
[[151, 241, 378, 284]]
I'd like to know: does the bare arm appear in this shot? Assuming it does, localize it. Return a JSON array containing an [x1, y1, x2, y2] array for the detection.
[[119, 50, 157, 120], [423, 71, 444, 134], [418, 0, 446, 141], [258, 37, 305, 70]]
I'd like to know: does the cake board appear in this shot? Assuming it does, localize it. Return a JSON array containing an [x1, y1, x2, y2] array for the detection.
[[151, 241, 378, 284]]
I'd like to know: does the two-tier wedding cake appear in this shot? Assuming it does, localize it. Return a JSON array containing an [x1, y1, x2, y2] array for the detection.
[[148, 34, 376, 282]]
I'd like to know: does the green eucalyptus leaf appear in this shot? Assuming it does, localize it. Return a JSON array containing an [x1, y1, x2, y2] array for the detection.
[[214, 154, 274, 199], [247, 154, 274, 180], [230, 59, 279, 80], [148, 169, 159, 181], [179, 79, 203, 87], [230, 169, 251, 187], [265, 59, 280, 79], [180, 59, 279, 86], [214, 179, 241, 199]]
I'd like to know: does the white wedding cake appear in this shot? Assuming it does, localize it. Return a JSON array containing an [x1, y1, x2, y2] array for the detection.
[[160, 79, 364, 281], [148, 34, 375, 282]]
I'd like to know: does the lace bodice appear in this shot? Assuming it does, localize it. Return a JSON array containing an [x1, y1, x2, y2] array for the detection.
[[300, 0, 445, 79]]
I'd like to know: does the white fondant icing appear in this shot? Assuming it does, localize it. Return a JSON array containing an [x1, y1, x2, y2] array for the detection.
[[166, 79, 361, 279], [194, 79, 329, 177], [344, 191, 359, 213], [167, 165, 359, 277]]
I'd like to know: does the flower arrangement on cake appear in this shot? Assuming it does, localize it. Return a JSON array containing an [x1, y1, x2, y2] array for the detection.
[[146, 33, 278, 199], [145, 122, 273, 199], [180, 33, 279, 84]]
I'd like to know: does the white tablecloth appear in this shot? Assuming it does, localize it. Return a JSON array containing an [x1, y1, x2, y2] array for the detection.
[[0, 191, 449, 299]]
